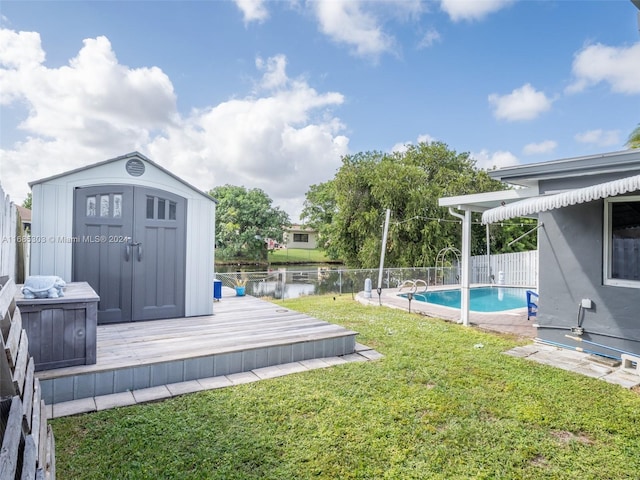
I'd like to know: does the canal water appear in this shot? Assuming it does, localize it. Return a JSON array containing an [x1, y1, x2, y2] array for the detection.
[[215, 264, 362, 300], [214, 265, 457, 300]]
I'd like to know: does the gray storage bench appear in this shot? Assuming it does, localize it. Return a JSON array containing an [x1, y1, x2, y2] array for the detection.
[[15, 282, 99, 371]]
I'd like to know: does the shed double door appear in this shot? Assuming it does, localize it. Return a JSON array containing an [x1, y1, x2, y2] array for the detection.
[[73, 185, 186, 324]]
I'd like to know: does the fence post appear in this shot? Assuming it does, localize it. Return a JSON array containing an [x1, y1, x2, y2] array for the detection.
[[281, 271, 285, 300], [339, 270, 342, 295]]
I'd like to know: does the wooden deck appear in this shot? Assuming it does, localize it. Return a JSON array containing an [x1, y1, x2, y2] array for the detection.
[[36, 290, 358, 404]]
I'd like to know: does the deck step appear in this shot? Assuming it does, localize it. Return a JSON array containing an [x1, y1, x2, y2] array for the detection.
[[37, 294, 358, 404]]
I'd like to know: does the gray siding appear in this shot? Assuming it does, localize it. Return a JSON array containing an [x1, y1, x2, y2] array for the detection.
[[537, 197, 640, 357]]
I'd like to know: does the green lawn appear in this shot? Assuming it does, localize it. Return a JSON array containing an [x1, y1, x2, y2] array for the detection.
[[52, 295, 640, 479], [268, 247, 333, 263]]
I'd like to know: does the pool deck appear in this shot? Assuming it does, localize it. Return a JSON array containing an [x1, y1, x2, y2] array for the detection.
[[356, 285, 536, 338]]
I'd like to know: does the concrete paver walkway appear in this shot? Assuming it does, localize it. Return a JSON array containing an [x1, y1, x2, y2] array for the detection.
[[505, 343, 640, 389], [48, 343, 383, 419]]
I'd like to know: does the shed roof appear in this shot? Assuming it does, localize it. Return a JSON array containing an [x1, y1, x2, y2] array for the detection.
[[29, 151, 217, 203]]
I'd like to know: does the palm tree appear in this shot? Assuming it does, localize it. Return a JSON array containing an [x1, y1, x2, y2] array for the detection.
[[627, 124, 640, 149]]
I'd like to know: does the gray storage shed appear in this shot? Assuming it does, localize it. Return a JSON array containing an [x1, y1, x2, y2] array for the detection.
[[29, 152, 216, 324]]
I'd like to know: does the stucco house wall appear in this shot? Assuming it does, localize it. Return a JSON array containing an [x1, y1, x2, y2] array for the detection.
[[537, 199, 640, 357], [532, 168, 640, 357]]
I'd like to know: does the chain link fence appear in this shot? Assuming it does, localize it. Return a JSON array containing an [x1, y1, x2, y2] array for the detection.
[[216, 266, 460, 300]]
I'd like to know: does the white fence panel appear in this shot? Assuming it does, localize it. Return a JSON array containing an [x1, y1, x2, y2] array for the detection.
[[471, 250, 538, 286]]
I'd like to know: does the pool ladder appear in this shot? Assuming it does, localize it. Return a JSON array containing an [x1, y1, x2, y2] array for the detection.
[[398, 279, 428, 294], [398, 280, 427, 313]]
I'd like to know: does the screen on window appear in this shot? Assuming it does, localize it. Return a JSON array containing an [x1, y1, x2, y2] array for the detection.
[[610, 201, 640, 280]]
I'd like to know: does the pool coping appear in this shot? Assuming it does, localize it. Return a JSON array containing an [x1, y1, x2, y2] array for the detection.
[[356, 285, 536, 339], [395, 284, 536, 315]]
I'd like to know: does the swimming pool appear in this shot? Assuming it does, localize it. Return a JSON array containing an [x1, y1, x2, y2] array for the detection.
[[401, 287, 532, 312]]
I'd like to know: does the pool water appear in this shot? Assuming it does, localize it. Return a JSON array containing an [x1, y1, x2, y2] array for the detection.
[[402, 287, 531, 312]]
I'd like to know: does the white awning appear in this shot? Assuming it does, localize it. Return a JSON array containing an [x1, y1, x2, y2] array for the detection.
[[482, 174, 640, 224]]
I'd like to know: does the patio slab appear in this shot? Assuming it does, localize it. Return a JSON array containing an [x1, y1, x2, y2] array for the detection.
[[95, 391, 137, 411], [504, 342, 640, 389], [132, 385, 173, 404]]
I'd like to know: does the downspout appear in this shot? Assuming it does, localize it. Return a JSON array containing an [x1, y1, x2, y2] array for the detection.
[[448, 207, 471, 326], [486, 223, 491, 283]]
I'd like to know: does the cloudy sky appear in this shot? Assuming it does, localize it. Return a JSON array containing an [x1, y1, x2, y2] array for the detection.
[[1, 1, 639, 220]]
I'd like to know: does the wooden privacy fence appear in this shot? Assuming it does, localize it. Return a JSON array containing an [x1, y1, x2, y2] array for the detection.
[[1, 276, 55, 479], [0, 184, 27, 283]]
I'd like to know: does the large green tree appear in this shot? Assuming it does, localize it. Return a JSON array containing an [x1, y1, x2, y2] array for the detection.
[[22, 192, 32, 210], [303, 141, 534, 268], [300, 181, 336, 252], [627, 123, 640, 149], [209, 185, 290, 262]]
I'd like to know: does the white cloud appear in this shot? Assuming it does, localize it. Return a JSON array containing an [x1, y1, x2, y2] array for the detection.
[[566, 42, 640, 95], [0, 32, 177, 149], [311, 0, 396, 59], [234, 0, 269, 24], [471, 149, 519, 170], [440, 0, 513, 22], [0, 29, 45, 69], [417, 133, 435, 144], [488, 83, 553, 121], [523, 140, 557, 155], [574, 129, 620, 147], [255, 54, 288, 90], [418, 28, 441, 49], [391, 142, 409, 153], [390, 133, 435, 153], [0, 28, 349, 220]]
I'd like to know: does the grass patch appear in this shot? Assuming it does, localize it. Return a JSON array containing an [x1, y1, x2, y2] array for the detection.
[[53, 295, 640, 479], [268, 248, 334, 264]]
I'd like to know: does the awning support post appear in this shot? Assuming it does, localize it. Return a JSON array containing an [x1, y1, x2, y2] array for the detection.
[[448, 207, 471, 326], [377, 209, 391, 293]]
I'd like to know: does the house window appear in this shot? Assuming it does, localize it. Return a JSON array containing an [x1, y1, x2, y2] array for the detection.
[[604, 196, 640, 287], [293, 233, 309, 243]]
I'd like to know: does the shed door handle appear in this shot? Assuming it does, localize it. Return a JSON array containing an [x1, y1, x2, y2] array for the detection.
[[137, 242, 143, 262], [125, 244, 131, 261]]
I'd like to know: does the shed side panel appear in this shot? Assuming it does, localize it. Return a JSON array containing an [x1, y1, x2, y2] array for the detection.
[[184, 197, 215, 316], [30, 183, 73, 280]]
